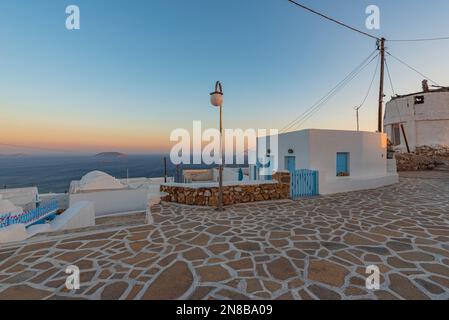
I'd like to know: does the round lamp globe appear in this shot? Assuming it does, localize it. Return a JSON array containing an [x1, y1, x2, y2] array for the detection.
[[210, 92, 223, 107]]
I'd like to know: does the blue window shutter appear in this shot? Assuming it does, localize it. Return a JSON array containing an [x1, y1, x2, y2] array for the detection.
[[336, 153, 349, 175]]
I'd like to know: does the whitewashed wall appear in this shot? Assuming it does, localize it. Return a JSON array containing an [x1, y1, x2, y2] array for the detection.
[[384, 91, 449, 151], [51, 201, 95, 231], [69, 188, 148, 217], [257, 129, 397, 195]]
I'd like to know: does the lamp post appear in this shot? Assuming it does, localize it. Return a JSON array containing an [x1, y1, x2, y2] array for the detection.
[[210, 81, 224, 211]]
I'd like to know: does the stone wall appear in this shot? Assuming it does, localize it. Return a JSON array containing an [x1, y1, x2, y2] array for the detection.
[[161, 172, 291, 206], [415, 145, 449, 158], [394, 145, 449, 171], [395, 153, 441, 171]]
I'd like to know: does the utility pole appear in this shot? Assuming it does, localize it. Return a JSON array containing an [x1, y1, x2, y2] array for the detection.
[[377, 37, 386, 133], [354, 106, 361, 131]]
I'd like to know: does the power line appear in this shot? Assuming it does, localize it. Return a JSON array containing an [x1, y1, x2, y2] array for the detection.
[[385, 51, 440, 86], [291, 53, 379, 131], [281, 50, 379, 133], [384, 58, 396, 96], [388, 36, 449, 42], [280, 50, 377, 133], [282, 51, 379, 132], [286, 0, 449, 45], [287, 0, 379, 40], [357, 54, 380, 109]]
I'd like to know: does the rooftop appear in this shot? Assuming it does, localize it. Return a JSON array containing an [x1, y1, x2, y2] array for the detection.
[[390, 86, 449, 101]]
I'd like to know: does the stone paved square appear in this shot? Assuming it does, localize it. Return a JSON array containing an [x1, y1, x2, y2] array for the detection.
[[0, 172, 448, 300]]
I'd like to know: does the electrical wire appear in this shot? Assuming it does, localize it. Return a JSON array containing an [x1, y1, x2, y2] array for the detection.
[[283, 52, 379, 132], [287, 0, 379, 40], [357, 54, 380, 109], [385, 51, 440, 86], [388, 36, 449, 42], [290, 53, 378, 131], [385, 58, 396, 96], [281, 50, 378, 132], [286, 0, 449, 44], [280, 50, 379, 133]]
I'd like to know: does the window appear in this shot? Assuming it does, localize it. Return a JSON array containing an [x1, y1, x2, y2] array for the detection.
[[336, 152, 350, 177], [414, 96, 424, 104], [392, 124, 401, 146]]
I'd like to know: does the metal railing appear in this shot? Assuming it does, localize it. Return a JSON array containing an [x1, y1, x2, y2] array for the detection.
[[0, 200, 58, 229]]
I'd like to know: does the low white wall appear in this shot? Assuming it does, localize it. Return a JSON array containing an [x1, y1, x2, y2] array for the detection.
[[51, 201, 95, 231], [69, 188, 148, 217], [319, 174, 399, 195], [184, 170, 214, 182], [387, 159, 397, 173], [27, 224, 52, 238], [213, 167, 248, 182], [0, 224, 28, 244], [0, 201, 96, 244]]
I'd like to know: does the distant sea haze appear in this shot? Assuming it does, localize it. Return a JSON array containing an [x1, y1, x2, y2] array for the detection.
[[0, 155, 196, 193], [0, 153, 251, 193]]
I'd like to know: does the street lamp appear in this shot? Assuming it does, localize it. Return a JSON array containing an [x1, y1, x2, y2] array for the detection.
[[210, 81, 224, 211]]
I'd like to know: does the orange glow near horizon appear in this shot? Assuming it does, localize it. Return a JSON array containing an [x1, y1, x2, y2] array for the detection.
[[0, 116, 171, 154]]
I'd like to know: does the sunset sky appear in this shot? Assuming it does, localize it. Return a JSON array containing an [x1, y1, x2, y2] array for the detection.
[[1, 0, 449, 154]]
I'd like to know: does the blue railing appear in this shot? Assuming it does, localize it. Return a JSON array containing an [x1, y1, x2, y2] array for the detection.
[[0, 200, 58, 229]]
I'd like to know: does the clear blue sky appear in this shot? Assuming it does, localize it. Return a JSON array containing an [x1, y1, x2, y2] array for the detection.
[[1, 0, 449, 153]]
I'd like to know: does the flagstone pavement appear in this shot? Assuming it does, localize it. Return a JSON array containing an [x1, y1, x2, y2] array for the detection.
[[0, 172, 449, 300]]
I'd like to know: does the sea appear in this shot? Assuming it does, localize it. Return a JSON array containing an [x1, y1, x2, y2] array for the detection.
[[0, 155, 207, 194]]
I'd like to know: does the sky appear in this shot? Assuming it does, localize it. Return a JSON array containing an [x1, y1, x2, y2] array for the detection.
[[1, 0, 449, 154]]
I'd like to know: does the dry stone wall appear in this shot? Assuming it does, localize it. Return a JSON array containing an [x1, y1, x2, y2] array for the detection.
[[161, 172, 291, 206]]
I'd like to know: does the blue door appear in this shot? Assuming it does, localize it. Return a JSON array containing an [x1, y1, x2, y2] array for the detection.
[[285, 156, 296, 173]]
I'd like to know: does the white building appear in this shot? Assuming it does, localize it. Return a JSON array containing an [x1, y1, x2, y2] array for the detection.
[[0, 187, 39, 211], [384, 81, 449, 152], [0, 195, 23, 215], [252, 129, 398, 195], [69, 171, 148, 217]]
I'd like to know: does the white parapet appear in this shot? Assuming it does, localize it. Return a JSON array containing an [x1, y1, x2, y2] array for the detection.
[[0, 201, 96, 244], [319, 174, 399, 195], [0, 224, 28, 244], [51, 201, 95, 231], [69, 188, 148, 217], [387, 158, 398, 173]]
